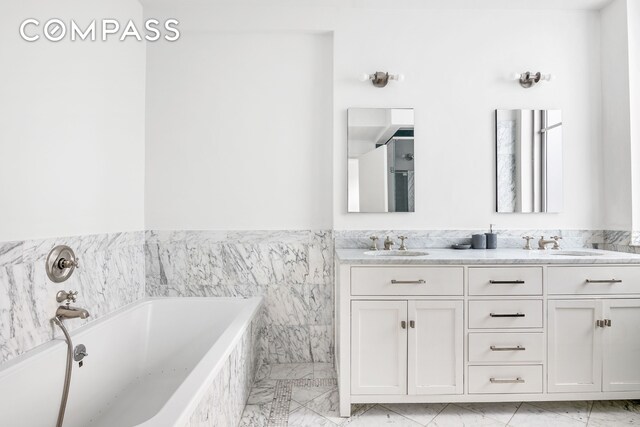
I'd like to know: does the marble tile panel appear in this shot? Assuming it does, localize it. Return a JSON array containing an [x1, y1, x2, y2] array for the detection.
[[1, 231, 145, 366], [310, 325, 333, 363], [266, 326, 312, 363], [291, 382, 337, 405]]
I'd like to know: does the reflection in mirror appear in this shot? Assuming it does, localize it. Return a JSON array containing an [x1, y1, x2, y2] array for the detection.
[[348, 108, 415, 212], [496, 109, 563, 213]]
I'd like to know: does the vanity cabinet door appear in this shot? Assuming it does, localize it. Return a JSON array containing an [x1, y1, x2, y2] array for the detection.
[[351, 300, 407, 395], [548, 300, 602, 393], [408, 300, 463, 395], [602, 299, 640, 392]]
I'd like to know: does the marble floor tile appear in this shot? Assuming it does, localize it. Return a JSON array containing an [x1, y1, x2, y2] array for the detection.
[[304, 389, 346, 425], [346, 405, 423, 426], [456, 402, 521, 424], [529, 400, 592, 422], [430, 404, 506, 427], [288, 406, 338, 426], [268, 363, 314, 380], [588, 400, 640, 426], [239, 403, 271, 427], [254, 364, 272, 381], [291, 383, 337, 405], [508, 403, 586, 427], [247, 379, 278, 405], [380, 403, 447, 425], [314, 362, 337, 379]]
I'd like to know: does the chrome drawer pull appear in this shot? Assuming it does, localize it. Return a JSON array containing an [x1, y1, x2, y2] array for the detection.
[[490, 345, 526, 351], [490, 377, 525, 384], [585, 279, 622, 284], [490, 313, 525, 318], [401, 321, 406, 329], [391, 279, 426, 284], [489, 280, 525, 284]]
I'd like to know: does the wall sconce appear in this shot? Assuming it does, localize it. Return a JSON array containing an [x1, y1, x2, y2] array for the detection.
[[360, 71, 405, 88], [512, 72, 554, 88]]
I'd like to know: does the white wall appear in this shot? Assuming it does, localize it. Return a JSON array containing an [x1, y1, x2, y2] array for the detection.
[[0, 0, 146, 241], [145, 4, 604, 232], [144, 31, 333, 230], [333, 9, 603, 230]]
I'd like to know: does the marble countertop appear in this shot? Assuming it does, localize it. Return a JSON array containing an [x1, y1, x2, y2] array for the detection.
[[335, 248, 640, 265]]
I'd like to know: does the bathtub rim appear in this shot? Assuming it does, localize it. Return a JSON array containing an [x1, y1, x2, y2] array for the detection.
[[0, 296, 263, 427]]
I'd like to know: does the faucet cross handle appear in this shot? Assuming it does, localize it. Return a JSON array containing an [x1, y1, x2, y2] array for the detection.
[[522, 236, 534, 250], [58, 257, 80, 270], [56, 290, 78, 304], [398, 236, 408, 251]]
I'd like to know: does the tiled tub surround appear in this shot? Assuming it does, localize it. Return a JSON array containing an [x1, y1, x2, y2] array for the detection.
[[145, 230, 334, 364], [186, 314, 263, 427], [0, 231, 145, 365]]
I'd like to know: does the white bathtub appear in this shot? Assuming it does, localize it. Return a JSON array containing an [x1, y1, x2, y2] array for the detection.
[[0, 297, 262, 427]]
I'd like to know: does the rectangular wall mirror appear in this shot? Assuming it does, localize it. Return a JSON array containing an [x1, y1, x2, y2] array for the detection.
[[348, 108, 415, 212], [496, 109, 563, 213]]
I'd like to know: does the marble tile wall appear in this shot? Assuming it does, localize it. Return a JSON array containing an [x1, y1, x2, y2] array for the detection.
[[145, 230, 334, 364], [335, 229, 605, 250], [0, 232, 145, 365], [603, 230, 640, 254], [184, 315, 261, 427]]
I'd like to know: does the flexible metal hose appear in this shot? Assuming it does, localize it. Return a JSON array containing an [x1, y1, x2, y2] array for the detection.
[[52, 317, 73, 427]]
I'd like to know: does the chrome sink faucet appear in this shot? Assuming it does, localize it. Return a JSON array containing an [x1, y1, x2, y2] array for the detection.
[[538, 236, 562, 250], [384, 236, 395, 250]]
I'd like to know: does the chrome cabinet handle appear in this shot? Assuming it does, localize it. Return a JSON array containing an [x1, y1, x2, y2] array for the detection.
[[391, 279, 426, 284], [586, 279, 622, 284], [490, 377, 524, 384], [596, 319, 604, 328], [490, 345, 526, 351], [604, 319, 612, 327], [490, 313, 525, 318], [489, 280, 525, 284], [409, 320, 415, 328], [401, 321, 406, 329]]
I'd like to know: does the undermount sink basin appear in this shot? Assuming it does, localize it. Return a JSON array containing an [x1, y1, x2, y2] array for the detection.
[[364, 250, 429, 257], [549, 251, 604, 257]]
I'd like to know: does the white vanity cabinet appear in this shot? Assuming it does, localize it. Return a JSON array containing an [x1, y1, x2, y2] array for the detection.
[[548, 298, 640, 393], [336, 254, 640, 417], [350, 300, 463, 396]]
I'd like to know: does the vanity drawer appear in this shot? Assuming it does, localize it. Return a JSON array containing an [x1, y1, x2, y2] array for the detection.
[[468, 333, 544, 363], [469, 267, 542, 296], [468, 365, 543, 394], [351, 267, 463, 296], [548, 266, 640, 295], [468, 300, 543, 329]]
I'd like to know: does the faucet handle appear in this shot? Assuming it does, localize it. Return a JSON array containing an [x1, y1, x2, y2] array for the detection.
[[56, 290, 78, 304], [552, 236, 563, 240], [369, 235, 379, 251], [398, 236, 408, 251], [522, 236, 533, 250]]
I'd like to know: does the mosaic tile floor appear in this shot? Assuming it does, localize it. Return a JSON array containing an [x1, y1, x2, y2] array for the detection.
[[239, 363, 640, 426]]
